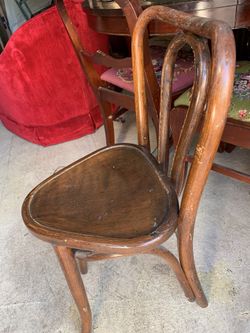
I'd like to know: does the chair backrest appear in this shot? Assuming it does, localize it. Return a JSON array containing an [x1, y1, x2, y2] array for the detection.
[[132, 5, 235, 250], [55, 0, 160, 124]]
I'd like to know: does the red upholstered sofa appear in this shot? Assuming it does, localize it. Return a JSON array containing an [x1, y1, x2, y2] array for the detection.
[[0, 0, 108, 146]]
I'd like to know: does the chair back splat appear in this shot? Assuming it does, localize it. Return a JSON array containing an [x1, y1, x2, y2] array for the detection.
[[132, 5, 235, 307]]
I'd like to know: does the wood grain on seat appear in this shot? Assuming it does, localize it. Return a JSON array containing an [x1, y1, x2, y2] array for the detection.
[[26, 145, 177, 239]]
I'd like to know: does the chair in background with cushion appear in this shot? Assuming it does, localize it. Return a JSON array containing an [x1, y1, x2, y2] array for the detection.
[[22, 6, 236, 331], [0, 1, 109, 146], [56, 0, 195, 145], [172, 61, 250, 184]]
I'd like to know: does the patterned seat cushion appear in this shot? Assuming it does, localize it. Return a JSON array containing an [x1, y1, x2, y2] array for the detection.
[[174, 61, 250, 123], [101, 46, 194, 95]]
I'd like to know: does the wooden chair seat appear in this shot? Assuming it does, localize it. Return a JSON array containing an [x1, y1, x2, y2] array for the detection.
[[22, 144, 178, 253]]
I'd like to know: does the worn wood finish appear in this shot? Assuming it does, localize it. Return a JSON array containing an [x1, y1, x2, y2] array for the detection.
[[56, 0, 160, 145], [158, 33, 210, 190], [84, 0, 250, 36], [23, 145, 179, 253], [28, 146, 177, 240], [22, 5, 236, 331], [132, 5, 235, 307]]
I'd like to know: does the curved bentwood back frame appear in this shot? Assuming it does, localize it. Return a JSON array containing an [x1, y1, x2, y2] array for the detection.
[[132, 6, 236, 307]]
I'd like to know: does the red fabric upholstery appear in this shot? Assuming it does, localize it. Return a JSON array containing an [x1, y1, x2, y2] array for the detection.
[[0, 1, 109, 146]]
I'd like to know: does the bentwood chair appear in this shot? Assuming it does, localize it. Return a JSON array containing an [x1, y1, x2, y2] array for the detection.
[[56, 0, 194, 145], [22, 5, 235, 332]]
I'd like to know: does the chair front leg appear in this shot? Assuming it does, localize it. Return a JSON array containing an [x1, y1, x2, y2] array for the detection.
[[100, 100, 115, 146], [54, 246, 92, 333]]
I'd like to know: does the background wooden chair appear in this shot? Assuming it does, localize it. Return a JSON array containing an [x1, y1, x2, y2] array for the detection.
[[171, 60, 250, 184], [56, 0, 194, 145], [22, 5, 235, 332]]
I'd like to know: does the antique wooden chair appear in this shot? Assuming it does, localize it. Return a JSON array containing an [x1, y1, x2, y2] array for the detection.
[[56, 0, 194, 145], [171, 61, 250, 184], [22, 5, 235, 332]]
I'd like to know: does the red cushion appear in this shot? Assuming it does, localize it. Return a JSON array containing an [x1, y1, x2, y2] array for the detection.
[[101, 46, 194, 94], [0, 1, 109, 146]]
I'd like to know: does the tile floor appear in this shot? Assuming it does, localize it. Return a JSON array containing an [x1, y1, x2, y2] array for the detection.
[[0, 114, 249, 333]]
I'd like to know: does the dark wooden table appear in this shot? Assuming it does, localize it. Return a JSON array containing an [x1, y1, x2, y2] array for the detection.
[[84, 0, 250, 36]]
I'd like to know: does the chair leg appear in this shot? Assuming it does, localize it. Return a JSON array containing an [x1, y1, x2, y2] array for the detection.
[[148, 246, 195, 302], [77, 258, 88, 275], [100, 100, 115, 146], [178, 224, 208, 308], [54, 246, 92, 333]]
